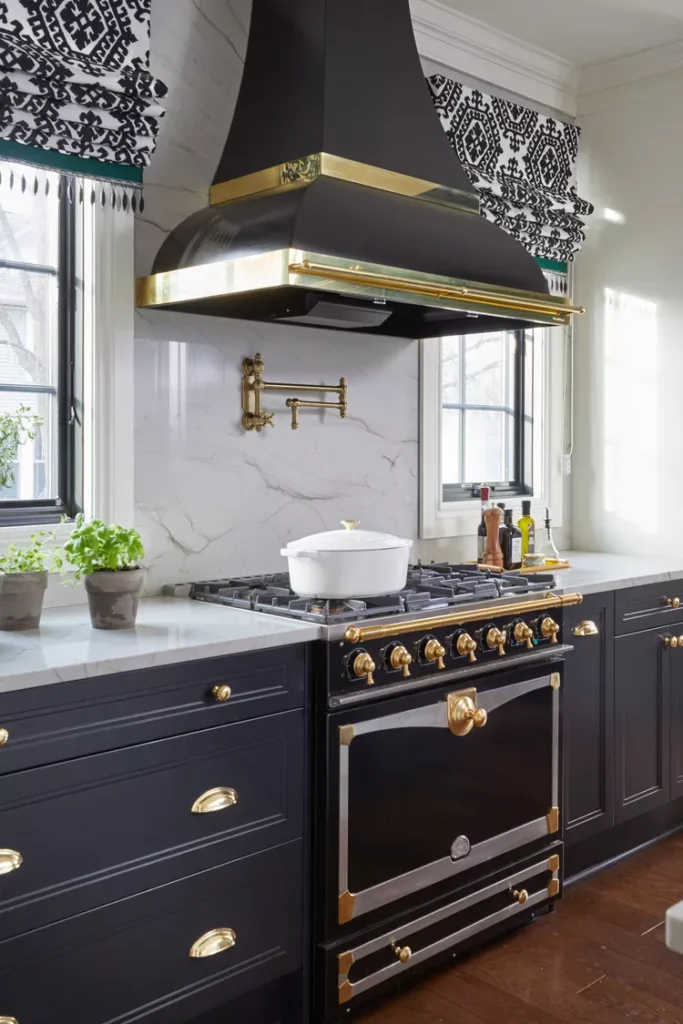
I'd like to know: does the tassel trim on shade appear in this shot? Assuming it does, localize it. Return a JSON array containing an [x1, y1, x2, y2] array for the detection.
[[0, 160, 144, 212]]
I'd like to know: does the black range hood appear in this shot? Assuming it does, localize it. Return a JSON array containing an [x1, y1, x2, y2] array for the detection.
[[137, 0, 581, 337]]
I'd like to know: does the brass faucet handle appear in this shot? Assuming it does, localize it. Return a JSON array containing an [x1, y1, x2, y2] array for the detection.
[[456, 632, 478, 663], [353, 651, 376, 686], [243, 411, 274, 431], [424, 638, 446, 670], [513, 621, 534, 649], [389, 645, 412, 678], [486, 627, 507, 656]]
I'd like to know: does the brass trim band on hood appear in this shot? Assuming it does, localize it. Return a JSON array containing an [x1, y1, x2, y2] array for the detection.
[[136, 248, 579, 327], [209, 153, 481, 215]]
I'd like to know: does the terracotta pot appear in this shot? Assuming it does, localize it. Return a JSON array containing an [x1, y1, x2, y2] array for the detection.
[[84, 568, 144, 630], [0, 570, 49, 630]]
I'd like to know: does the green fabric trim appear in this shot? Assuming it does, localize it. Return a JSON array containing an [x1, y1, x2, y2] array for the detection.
[[0, 139, 142, 184], [536, 257, 568, 275]]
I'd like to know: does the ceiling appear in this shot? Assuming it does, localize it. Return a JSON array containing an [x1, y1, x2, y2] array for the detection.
[[442, 0, 683, 66]]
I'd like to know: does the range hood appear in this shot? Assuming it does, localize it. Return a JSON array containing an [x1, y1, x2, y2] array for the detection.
[[136, 0, 583, 337]]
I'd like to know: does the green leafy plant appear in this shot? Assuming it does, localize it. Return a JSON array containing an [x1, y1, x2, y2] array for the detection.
[[0, 406, 42, 491], [0, 529, 62, 575], [63, 515, 145, 580]]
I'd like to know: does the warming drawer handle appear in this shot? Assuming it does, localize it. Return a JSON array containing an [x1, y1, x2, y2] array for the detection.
[[191, 787, 238, 814], [0, 850, 22, 876], [190, 927, 236, 959]]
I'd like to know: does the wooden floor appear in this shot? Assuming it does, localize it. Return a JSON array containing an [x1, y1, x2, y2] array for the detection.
[[360, 833, 683, 1023]]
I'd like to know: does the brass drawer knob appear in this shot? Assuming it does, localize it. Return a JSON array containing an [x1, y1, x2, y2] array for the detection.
[[0, 728, 8, 747], [190, 927, 236, 959], [511, 888, 529, 904], [572, 620, 598, 637], [0, 850, 22, 876], [212, 684, 232, 703], [191, 787, 238, 814], [666, 597, 681, 609], [665, 636, 679, 648], [392, 944, 412, 963]]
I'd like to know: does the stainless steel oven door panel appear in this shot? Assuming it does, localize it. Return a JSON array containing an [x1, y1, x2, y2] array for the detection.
[[336, 671, 560, 924]]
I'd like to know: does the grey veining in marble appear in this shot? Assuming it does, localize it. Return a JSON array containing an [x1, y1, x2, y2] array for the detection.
[[0, 598, 320, 694]]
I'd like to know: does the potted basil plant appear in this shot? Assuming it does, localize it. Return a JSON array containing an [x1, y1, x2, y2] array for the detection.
[[0, 531, 60, 630], [63, 515, 145, 629]]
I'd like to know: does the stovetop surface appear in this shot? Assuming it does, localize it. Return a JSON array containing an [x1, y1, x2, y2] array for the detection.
[[190, 563, 557, 625]]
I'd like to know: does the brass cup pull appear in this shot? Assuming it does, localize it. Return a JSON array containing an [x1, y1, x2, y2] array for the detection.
[[448, 692, 488, 737], [573, 620, 599, 637], [353, 651, 376, 686], [389, 645, 412, 678], [212, 684, 232, 703], [0, 849, 22, 876], [392, 944, 412, 963], [424, 638, 446, 670], [540, 617, 560, 644], [190, 927, 236, 959], [665, 636, 679, 648], [456, 632, 477, 663], [486, 627, 506, 656], [191, 787, 238, 814], [666, 596, 681, 609], [0, 728, 8, 747], [513, 622, 534, 649], [511, 888, 529, 904]]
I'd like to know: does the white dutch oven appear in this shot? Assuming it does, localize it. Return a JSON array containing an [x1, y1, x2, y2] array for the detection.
[[281, 520, 412, 598]]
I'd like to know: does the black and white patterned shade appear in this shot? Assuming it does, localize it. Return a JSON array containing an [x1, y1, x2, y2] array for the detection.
[[0, 0, 167, 181], [428, 75, 594, 264]]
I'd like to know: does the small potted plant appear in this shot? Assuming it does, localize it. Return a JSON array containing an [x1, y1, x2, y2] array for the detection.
[[63, 515, 145, 629], [0, 531, 60, 630]]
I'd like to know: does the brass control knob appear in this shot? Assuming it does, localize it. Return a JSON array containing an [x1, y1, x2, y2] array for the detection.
[[212, 685, 232, 703], [540, 617, 560, 644], [392, 944, 412, 963], [511, 888, 529, 905], [353, 651, 376, 686], [389, 644, 412, 678], [513, 621, 534, 650], [455, 632, 478, 663], [448, 694, 488, 736], [424, 638, 446, 670], [486, 627, 507, 656]]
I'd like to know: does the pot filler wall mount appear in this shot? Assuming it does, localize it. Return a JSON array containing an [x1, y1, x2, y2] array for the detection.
[[136, 0, 585, 343]]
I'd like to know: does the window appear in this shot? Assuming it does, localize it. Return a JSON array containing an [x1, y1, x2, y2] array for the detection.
[[441, 330, 533, 502], [420, 327, 566, 540], [0, 170, 82, 525]]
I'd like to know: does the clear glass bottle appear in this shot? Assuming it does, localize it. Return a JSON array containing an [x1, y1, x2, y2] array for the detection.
[[538, 507, 561, 564], [518, 499, 536, 557]]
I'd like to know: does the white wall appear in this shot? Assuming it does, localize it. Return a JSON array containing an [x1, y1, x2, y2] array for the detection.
[[571, 83, 683, 554]]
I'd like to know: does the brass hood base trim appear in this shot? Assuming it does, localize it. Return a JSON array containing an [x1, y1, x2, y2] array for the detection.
[[137, 249, 579, 328], [210, 152, 481, 216]]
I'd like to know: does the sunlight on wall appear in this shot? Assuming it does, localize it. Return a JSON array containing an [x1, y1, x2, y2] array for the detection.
[[603, 289, 658, 533]]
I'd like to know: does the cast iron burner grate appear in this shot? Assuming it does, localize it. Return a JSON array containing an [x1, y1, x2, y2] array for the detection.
[[190, 564, 556, 624]]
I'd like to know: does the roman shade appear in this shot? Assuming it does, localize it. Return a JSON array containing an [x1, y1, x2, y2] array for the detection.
[[428, 76, 594, 268], [0, 0, 167, 189]]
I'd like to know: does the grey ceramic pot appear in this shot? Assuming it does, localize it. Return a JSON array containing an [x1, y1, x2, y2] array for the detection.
[[0, 570, 49, 630], [84, 568, 144, 630]]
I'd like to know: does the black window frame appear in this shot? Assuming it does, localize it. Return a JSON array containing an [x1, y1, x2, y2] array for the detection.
[[0, 176, 81, 526], [442, 329, 533, 503]]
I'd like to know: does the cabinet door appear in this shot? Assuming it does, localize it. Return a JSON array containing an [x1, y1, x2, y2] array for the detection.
[[670, 633, 683, 801], [563, 593, 615, 843], [615, 628, 670, 823]]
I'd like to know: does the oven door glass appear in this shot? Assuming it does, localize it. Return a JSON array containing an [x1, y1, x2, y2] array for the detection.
[[333, 668, 559, 925]]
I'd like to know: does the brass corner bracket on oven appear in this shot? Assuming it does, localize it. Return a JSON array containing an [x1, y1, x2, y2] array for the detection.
[[338, 889, 357, 925], [241, 352, 347, 432]]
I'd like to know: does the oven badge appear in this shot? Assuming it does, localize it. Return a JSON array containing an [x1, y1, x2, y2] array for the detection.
[[450, 835, 471, 861]]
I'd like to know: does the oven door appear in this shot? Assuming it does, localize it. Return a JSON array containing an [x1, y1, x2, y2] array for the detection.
[[325, 663, 560, 931]]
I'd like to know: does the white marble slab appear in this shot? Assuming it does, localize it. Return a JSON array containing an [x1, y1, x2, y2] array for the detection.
[[554, 551, 683, 597], [0, 598, 320, 694]]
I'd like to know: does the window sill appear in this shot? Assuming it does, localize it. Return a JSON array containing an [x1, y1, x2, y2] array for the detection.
[[423, 498, 560, 540], [0, 520, 75, 555]]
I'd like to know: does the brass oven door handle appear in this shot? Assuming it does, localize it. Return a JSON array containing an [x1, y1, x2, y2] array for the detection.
[[447, 689, 488, 737], [0, 849, 22, 876], [572, 620, 599, 637], [191, 787, 238, 814], [190, 927, 236, 958]]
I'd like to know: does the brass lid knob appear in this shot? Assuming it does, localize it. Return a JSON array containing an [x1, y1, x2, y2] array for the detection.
[[424, 638, 446, 670], [212, 684, 232, 702], [341, 520, 360, 531], [353, 651, 376, 686], [392, 944, 412, 963], [389, 645, 412, 678], [456, 632, 478, 663]]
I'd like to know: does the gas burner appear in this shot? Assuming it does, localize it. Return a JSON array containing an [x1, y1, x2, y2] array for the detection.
[[189, 562, 556, 624]]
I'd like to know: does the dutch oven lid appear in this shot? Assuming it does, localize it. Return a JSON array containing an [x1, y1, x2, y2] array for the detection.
[[285, 520, 412, 553]]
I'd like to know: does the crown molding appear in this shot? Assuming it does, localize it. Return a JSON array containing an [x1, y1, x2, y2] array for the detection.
[[579, 40, 683, 114], [410, 0, 580, 117]]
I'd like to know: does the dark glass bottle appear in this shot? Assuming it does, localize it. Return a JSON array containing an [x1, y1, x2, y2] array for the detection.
[[477, 485, 491, 563], [501, 508, 523, 570]]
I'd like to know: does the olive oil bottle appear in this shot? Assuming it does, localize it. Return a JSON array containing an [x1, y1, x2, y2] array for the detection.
[[517, 500, 536, 557]]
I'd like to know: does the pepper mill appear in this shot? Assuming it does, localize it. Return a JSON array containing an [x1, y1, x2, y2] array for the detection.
[[483, 506, 504, 569]]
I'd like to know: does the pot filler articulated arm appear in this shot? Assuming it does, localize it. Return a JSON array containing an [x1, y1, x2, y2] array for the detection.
[[241, 353, 348, 432]]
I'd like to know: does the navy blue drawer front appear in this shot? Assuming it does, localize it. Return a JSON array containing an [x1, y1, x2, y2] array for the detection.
[[0, 840, 303, 1024], [0, 644, 308, 774], [0, 710, 304, 940], [615, 582, 683, 635]]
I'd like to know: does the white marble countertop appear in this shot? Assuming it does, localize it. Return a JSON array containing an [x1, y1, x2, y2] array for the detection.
[[554, 551, 683, 597], [0, 598, 321, 694]]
